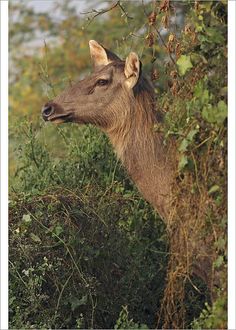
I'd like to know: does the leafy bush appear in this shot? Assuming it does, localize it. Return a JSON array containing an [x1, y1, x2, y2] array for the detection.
[[191, 293, 227, 329], [10, 186, 168, 328]]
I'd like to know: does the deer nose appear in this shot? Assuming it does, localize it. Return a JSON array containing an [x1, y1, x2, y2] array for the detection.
[[42, 104, 55, 120]]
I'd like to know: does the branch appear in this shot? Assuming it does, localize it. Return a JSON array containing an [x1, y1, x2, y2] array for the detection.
[[152, 24, 177, 69], [81, 1, 133, 28]]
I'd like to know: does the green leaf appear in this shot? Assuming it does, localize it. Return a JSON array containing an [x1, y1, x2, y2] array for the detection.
[[217, 100, 227, 122], [178, 155, 188, 171], [22, 214, 31, 223], [202, 104, 213, 123], [30, 233, 41, 243], [70, 295, 88, 312], [187, 128, 198, 141], [178, 129, 198, 152], [214, 237, 226, 250], [53, 225, 63, 237], [214, 255, 224, 269], [177, 55, 193, 76], [205, 27, 225, 44], [202, 101, 227, 124], [194, 80, 211, 104], [208, 185, 220, 194], [179, 139, 189, 152]]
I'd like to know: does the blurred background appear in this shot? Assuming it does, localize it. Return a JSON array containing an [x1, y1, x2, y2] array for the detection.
[[9, 1, 227, 329]]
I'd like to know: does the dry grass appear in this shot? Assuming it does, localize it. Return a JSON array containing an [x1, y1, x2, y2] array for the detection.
[[157, 124, 227, 328]]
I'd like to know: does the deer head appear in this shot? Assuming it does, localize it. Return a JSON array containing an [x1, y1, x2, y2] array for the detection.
[[42, 40, 142, 130]]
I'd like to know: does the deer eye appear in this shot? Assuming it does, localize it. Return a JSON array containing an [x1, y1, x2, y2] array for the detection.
[[96, 79, 109, 86]]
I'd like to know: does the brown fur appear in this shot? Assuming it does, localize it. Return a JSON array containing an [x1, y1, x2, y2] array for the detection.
[[106, 76, 176, 220]]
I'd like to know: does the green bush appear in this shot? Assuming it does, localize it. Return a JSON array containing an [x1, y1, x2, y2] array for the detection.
[[9, 119, 169, 329], [9, 119, 209, 329], [9, 187, 167, 329]]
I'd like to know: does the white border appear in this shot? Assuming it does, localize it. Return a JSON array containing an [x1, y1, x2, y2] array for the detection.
[[0, 1, 235, 329], [228, 1, 236, 330], [1, 1, 9, 329]]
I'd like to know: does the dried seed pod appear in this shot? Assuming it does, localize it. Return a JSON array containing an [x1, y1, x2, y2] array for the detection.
[[146, 32, 155, 47], [191, 31, 197, 43], [175, 42, 181, 59], [168, 33, 175, 42], [163, 104, 169, 112], [167, 79, 173, 88], [218, 154, 224, 170], [171, 80, 178, 96], [167, 33, 176, 53], [151, 68, 159, 81], [161, 14, 169, 29], [194, 0, 200, 12], [184, 24, 192, 35], [167, 43, 174, 53], [148, 11, 157, 25], [170, 70, 178, 79], [160, 0, 170, 12]]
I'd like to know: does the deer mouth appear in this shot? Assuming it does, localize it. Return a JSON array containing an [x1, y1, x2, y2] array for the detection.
[[49, 113, 74, 123], [42, 103, 74, 123]]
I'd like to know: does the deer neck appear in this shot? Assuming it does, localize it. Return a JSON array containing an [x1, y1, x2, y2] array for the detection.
[[107, 103, 176, 220]]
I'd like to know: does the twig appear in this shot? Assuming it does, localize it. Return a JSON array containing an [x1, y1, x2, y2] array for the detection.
[[193, 135, 213, 150], [9, 260, 28, 288], [39, 40, 56, 98], [152, 25, 177, 68], [81, 1, 133, 28], [53, 271, 74, 324]]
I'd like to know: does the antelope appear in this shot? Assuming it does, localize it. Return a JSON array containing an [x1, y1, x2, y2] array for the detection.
[[41, 41, 217, 299], [42, 40, 176, 220]]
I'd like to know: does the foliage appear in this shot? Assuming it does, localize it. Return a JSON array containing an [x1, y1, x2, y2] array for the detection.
[[191, 293, 227, 329], [9, 1, 227, 329], [155, 1, 227, 328], [114, 306, 149, 329], [10, 182, 168, 328]]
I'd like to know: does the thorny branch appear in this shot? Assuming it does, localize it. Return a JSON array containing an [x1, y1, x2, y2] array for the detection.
[[81, 1, 133, 28]]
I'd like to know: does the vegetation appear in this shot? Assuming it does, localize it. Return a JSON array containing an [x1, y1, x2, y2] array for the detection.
[[9, 1, 227, 329]]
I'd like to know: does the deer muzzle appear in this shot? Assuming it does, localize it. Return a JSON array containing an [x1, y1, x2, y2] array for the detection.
[[42, 102, 73, 123], [42, 103, 55, 120]]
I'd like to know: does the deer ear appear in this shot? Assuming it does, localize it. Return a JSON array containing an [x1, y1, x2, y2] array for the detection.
[[89, 40, 121, 69], [89, 40, 109, 68], [124, 52, 140, 89]]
